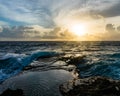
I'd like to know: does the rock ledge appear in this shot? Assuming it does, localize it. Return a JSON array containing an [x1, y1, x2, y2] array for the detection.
[[59, 76, 120, 96]]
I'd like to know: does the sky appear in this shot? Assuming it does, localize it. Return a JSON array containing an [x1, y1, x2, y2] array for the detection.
[[0, 0, 120, 41]]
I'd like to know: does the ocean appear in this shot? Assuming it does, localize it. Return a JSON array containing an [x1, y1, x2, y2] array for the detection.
[[0, 41, 120, 96]]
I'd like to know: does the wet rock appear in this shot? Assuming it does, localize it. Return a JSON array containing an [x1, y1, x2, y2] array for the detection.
[[58, 55, 86, 65], [0, 88, 25, 96], [36, 55, 54, 60], [59, 76, 120, 96]]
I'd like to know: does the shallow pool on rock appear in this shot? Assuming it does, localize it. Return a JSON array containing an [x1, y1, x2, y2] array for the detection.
[[0, 70, 73, 96]]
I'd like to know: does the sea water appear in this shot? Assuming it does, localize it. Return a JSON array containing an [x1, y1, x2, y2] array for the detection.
[[0, 41, 120, 95]]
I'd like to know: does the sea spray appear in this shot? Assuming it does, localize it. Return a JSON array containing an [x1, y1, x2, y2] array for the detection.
[[0, 51, 59, 83]]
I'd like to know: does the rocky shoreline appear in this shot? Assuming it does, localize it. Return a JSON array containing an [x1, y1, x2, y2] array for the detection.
[[1, 55, 120, 96], [58, 55, 120, 96], [59, 76, 120, 96], [0, 89, 24, 96]]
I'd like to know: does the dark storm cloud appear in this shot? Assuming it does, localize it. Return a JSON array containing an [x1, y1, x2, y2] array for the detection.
[[106, 24, 116, 33], [0, 26, 73, 40], [104, 23, 120, 40], [98, 2, 120, 17], [0, 26, 34, 38], [106, 24, 120, 33]]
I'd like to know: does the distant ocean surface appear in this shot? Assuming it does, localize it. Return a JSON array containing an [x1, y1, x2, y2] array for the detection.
[[0, 41, 120, 95]]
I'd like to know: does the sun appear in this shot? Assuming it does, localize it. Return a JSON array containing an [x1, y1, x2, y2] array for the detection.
[[71, 24, 87, 36]]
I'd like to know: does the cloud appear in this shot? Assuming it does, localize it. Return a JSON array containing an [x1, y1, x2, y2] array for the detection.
[[105, 23, 120, 33], [117, 26, 120, 32], [0, 0, 119, 27], [0, 0, 120, 40], [0, 0, 54, 27], [106, 24, 116, 33], [0, 21, 9, 26], [0, 25, 74, 40], [103, 23, 120, 40], [97, 1, 120, 17], [0, 26, 3, 32]]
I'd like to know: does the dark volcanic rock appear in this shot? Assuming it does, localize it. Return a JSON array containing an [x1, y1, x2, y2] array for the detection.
[[58, 55, 86, 65], [59, 76, 120, 96], [0, 88, 25, 96]]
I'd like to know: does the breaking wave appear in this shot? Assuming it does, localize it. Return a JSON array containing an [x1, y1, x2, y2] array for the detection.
[[0, 51, 59, 83]]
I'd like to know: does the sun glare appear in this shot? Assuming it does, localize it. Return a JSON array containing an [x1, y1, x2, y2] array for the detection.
[[71, 24, 87, 36]]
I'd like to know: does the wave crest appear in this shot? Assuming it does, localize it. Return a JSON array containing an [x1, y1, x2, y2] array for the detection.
[[0, 51, 59, 83]]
